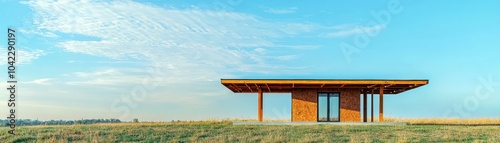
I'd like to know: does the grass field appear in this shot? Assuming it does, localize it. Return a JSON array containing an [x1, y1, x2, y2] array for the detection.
[[1, 119, 499, 142]]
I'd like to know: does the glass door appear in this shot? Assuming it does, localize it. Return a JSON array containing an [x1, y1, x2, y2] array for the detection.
[[317, 93, 340, 122], [318, 93, 328, 121], [329, 93, 339, 121]]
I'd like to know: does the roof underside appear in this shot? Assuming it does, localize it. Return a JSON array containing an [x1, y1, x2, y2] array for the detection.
[[221, 79, 428, 94]]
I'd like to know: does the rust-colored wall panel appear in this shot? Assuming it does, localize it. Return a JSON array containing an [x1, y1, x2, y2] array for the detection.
[[291, 89, 317, 122], [340, 89, 361, 122], [291, 88, 360, 122]]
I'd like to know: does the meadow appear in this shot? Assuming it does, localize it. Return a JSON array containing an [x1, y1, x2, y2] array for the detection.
[[0, 118, 499, 142]]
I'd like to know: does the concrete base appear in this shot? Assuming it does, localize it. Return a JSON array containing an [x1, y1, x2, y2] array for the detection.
[[233, 122, 407, 126]]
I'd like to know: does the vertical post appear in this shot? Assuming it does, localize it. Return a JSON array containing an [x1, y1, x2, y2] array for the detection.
[[258, 88, 263, 122], [379, 85, 384, 122], [371, 90, 374, 122], [363, 91, 367, 122]]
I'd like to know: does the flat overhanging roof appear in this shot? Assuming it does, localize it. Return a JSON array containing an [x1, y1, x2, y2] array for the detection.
[[221, 79, 428, 94]]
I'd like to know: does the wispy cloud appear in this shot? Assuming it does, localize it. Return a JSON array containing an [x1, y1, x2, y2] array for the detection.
[[24, 78, 53, 85], [275, 55, 298, 61], [62, 68, 233, 107], [324, 25, 385, 38], [23, 0, 314, 83], [20, 49, 46, 63], [264, 7, 298, 14], [0, 48, 46, 65], [19, 28, 59, 38], [73, 69, 118, 78], [19, 0, 323, 109], [66, 68, 146, 85]]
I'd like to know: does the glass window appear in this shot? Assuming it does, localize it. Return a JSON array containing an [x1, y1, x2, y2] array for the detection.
[[318, 93, 328, 122], [329, 93, 339, 122], [318, 93, 340, 122]]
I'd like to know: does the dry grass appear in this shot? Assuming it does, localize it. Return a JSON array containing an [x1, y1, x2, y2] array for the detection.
[[1, 120, 499, 142], [385, 117, 500, 125], [144, 117, 500, 125], [158, 118, 291, 123], [218, 117, 500, 125]]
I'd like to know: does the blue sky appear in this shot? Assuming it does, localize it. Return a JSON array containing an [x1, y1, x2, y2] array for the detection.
[[0, 0, 499, 121]]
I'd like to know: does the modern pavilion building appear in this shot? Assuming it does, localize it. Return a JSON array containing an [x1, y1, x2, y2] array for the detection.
[[221, 79, 428, 122]]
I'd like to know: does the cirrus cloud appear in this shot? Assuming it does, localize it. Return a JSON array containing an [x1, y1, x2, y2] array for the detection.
[[23, 0, 316, 83]]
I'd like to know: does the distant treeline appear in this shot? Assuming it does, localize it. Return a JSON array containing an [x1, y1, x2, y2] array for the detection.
[[0, 118, 121, 126]]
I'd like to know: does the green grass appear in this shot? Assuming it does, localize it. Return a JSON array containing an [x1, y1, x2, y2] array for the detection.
[[0, 121, 499, 142]]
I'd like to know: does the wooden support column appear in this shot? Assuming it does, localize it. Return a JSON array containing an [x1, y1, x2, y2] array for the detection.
[[363, 91, 367, 122], [379, 85, 384, 122], [371, 90, 374, 122], [258, 88, 263, 122]]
